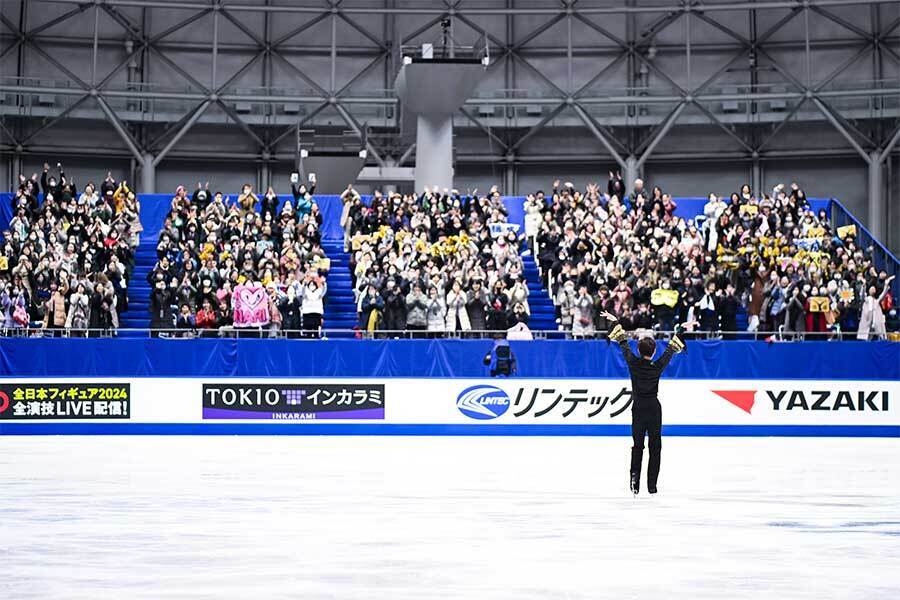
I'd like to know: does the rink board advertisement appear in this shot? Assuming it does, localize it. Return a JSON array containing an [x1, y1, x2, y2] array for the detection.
[[0, 378, 897, 436]]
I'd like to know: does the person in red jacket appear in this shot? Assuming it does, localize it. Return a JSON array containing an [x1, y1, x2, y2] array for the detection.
[[195, 298, 219, 337]]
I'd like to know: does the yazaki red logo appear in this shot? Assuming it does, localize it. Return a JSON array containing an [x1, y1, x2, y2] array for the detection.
[[0, 391, 9, 413], [712, 390, 756, 414]]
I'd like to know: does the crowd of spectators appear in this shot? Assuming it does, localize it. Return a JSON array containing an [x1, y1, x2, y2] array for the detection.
[[528, 174, 898, 340], [5, 163, 896, 342], [148, 174, 329, 337], [1, 162, 140, 336], [343, 184, 532, 338]]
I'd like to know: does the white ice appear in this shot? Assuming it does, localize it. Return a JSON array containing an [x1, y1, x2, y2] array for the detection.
[[1, 436, 898, 599]]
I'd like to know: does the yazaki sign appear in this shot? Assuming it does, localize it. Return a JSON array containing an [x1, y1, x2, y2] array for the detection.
[[437, 379, 899, 426]]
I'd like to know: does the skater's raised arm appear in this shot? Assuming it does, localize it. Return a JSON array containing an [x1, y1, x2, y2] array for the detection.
[[653, 325, 687, 372], [603, 311, 639, 367]]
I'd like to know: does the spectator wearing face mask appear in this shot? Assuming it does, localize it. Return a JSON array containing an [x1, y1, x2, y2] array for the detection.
[[405, 283, 428, 337], [572, 285, 595, 337], [857, 275, 895, 340], [237, 183, 258, 217], [426, 285, 447, 335], [176, 304, 196, 338], [445, 280, 470, 333], [379, 284, 405, 336], [65, 283, 90, 334]]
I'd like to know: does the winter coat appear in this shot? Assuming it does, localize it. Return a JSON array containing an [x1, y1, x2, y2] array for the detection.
[[300, 283, 326, 315], [571, 295, 594, 334], [405, 292, 428, 327], [506, 283, 530, 315], [360, 293, 384, 330], [466, 289, 489, 331], [66, 293, 90, 329], [445, 290, 471, 331], [279, 297, 302, 331], [150, 288, 175, 330], [383, 291, 407, 332], [486, 292, 509, 331], [426, 296, 447, 331]]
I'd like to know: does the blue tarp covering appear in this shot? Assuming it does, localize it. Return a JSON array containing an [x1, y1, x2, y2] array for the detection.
[[0, 339, 896, 380]]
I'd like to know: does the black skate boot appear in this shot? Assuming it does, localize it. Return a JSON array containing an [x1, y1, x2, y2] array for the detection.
[[630, 473, 640, 496], [648, 486, 658, 494]]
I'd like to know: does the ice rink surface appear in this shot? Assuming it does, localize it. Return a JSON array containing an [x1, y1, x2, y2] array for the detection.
[[1, 436, 898, 599]]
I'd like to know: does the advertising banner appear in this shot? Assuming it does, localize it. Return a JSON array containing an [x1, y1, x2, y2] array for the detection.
[[0, 383, 130, 420], [0, 377, 896, 436], [202, 383, 384, 420]]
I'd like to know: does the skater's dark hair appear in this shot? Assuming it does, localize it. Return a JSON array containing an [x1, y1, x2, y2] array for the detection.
[[638, 337, 656, 359]]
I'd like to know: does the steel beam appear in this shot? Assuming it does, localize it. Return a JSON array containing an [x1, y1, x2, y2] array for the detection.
[[152, 100, 211, 167], [812, 97, 872, 162], [96, 95, 144, 162], [333, 103, 385, 167], [636, 102, 686, 170], [572, 102, 625, 168]]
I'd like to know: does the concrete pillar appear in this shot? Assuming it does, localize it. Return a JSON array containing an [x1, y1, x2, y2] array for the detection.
[[625, 155, 638, 194], [751, 156, 761, 196], [504, 153, 516, 195], [868, 150, 884, 241], [414, 115, 454, 192], [141, 152, 156, 194]]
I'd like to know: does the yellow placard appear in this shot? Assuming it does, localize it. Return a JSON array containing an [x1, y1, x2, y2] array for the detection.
[[809, 296, 830, 312], [650, 288, 679, 308], [837, 224, 857, 239], [739, 204, 759, 217], [0, 256, 7, 271]]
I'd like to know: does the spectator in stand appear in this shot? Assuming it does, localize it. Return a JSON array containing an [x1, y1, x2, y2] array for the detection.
[[857, 275, 895, 340], [300, 274, 326, 337], [149, 173, 329, 338], [0, 161, 138, 337], [405, 283, 428, 337], [176, 303, 196, 337], [345, 183, 525, 339], [426, 285, 447, 336], [196, 298, 219, 336]]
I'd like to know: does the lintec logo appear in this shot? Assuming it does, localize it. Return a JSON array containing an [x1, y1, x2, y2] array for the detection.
[[457, 385, 510, 420], [712, 388, 890, 414]]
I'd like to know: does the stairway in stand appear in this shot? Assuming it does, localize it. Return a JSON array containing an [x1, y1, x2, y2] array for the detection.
[[118, 239, 157, 336], [521, 252, 558, 335], [321, 239, 358, 337]]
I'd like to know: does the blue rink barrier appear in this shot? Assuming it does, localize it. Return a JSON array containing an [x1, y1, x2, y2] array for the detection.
[[0, 338, 897, 380], [0, 423, 897, 437]]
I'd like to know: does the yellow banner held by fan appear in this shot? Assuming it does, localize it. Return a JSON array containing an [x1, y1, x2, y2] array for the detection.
[[809, 296, 830, 312], [837, 224, 857, 239], [0, 256, 7, 271], [651, 288, 679, 308]]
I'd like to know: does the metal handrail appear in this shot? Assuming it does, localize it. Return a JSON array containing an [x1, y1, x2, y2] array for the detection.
[[0, 326, 880, 341]]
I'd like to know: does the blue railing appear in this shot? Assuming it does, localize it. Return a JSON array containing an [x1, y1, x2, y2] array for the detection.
[[830, 198, 900, 301]]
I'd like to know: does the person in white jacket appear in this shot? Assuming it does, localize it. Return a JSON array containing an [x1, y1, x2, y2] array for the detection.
[[702, 193, 725, 251], [426, 286, 447, 334], [445, 280, 471, 332], [857, 275, 895, 340], [299, 275, 327, 337]]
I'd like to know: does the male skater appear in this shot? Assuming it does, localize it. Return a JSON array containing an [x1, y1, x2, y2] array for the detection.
[[601, 311, 685, 495]]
